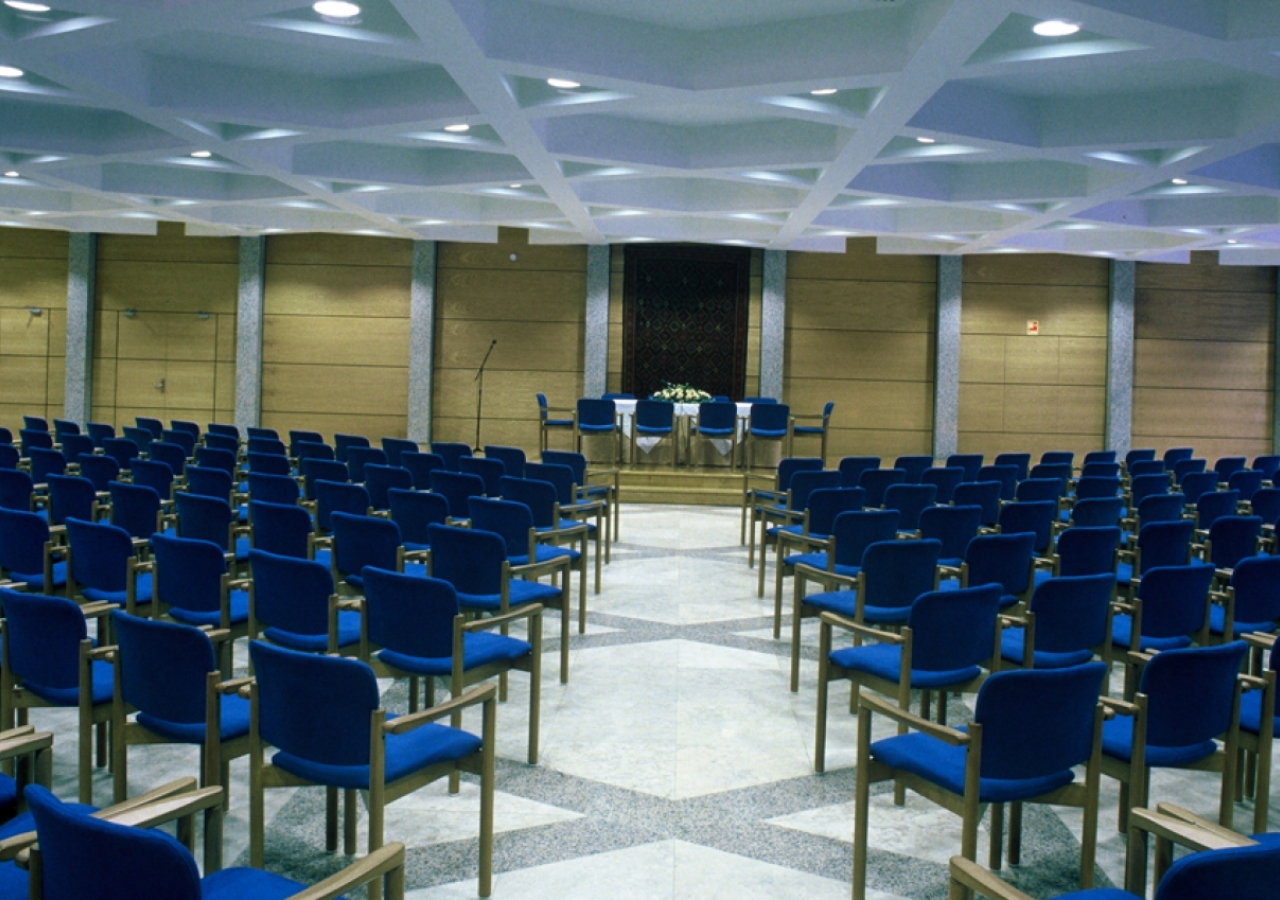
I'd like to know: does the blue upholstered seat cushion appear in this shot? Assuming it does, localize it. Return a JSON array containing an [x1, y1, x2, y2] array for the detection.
[[511, 544, 579, 566], [264, 609, 363, 653], [544, 417, 573, 427], [457, 578, 561, 612], [1110, 614, 1193, 653], [1116, 561, 1133, 585], [1100, 716, 1218, 768], [802, 590, 911, 625], [999, 628, 1093, 669], [22, 658, 113, 707], [1208, 604, 1277, 638], [82, 571, 152, 608], [829, 643, 981, 690], [6, 561, 66, 591], [202, 866, 344, 900], [379, 631, 531, 677], [137, 694, 250, 744], [167, 588, 249, 628], [271, 721, 482, 790], [785, 552, 860, 579], [870, 730, 1075, 803]]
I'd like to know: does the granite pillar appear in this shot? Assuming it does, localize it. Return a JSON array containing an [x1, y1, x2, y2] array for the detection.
[[235, 236, 265, 429], [760, 250, 785, 400], [408, 241, 437, 445], [585, 245, 609, 399], [933, 255, 962, 461], [64, 233, 96, 423], [1106, 260, 1135, 455]]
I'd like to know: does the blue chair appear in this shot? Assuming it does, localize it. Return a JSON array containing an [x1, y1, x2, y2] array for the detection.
[[1080, 461, 1120, 480], [838, 456, 881, 488], [940, 531, 1036, 610], [630, 399, 677, 467], [1191, 489, 1239, 532], [1215, 456, 1248, 484], [150, 533, 249, 635], [525, 461, 607, 586], [919, 504, 983, 568], [1074, 474, 1121, 503], [789, 401, 833, 462], [993, 452, 1031, 482], [690, 401, 738, 468], [244, 426, 277, 440], [994, 499, 1056, 557], [387, 488, 449, 553], [204, 421, 237, 441], [944, 453, 983, 482], [815, 584, 1001, 772], [854, 662, 1108, 899], [0, 507, 65, 594], [1125, 447, 1157, 469], [1054, 525, 1122, 577], [1066, 496, 1125, 529], [755, 468, 841, 576], [1173, 457, 1207, 486], [1029, 462, 1072, 496], [301, 458, 348, 502], [0, 470, 33, 513], [1239, 633, 1279, 835], [288, 429, 324, 457], [147, 442, 187, 480], [27, 447, 65, 487], [1083, 449, 1117, 465], [1041, 450, 1074, 466], [953, 480, 1002, 527], [134, 416, 163, 440], [162, 428, 197, 457], [75, 454, 119, 495], [1126, 493, 1187, 540], [248, 548, 359, 655], [334, 432, 370, 463], [247, 639, 495, 893], [195, 447, 236, 479], [498, 476, 590, 598], [574, 398, 618, 462], [1179, 471, 1219, 507], [541, 449, 618, 542], [400, 451, 445, 491], [1231, 468, 1265, 502], [364, 464, 412, 511], [859, 467, 906, 509], [173, 492, 250, 564], [893, 455, 933, 484], [248, 499, 317, 561], [536, 392, 574, 452], [1253, 455, 1280, 481], [1117, 519, 1195, 591], [921, 466, 963, 504], [86, 422, 115, 448], [64, 517, 151, 613], [245, 451, 290, 478], [58, 434, 93, 466], [1000, 573, 1116, 671], [1254, 487, 1280, 528], [346, 446, 387, 483], [0, 589, 113, 803], [22, 417, 47, 433], [381, 436, 418, 468], [46, 475, 97, 531], [771, 486, 865, 632], [19, 429, 52, 459], [294, 440, 335, 464], [883, 483, 937, 535], [362, 565, 541, 762], [245, 437, 286, 459], [1112, 564, 1216, 694], [184, 466, 234, 504], [459, 455, 505, 498], [427, 523, 572, 682], [1200, 514, 1262, 574], [743, 403, 790, 470], [313, 480, 370, 536], [483, 445, 525, 480], [122, 427, 154, 457], [977, 464, 1019, 501], [1213, 556, 1280, 640], [0, 444, 16, 471], [743, 456, 822, 545], [430, 441, 472, 472], [131, 459, 175, 502], [107, 481, 166, 542], [429, 469, 486, 522], [246, 471, 299, 507], [201, 433, 238, 456], [329, 511, 427, 592]]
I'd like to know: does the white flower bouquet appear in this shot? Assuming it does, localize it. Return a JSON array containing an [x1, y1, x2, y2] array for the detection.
[[651, 382, 712, 403]]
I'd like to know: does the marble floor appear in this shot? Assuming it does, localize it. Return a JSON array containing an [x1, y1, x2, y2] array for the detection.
[[36, 504, 1280, 899]]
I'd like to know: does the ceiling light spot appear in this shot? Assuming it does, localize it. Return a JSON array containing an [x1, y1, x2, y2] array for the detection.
[[810, 88, 837, 96], [916, 137, 936, 144], [3, 171, 18, 177], [1033, 19, 1080, 37], [546, 78, 581, 89], [312, 1, 360, 18], [190, 150, 212, 159], [509, 183, 522, 189], [0, 66, 24, 79], [1171, 178, 1188, 185], [1228, 239, 1238, 244], [4, 1, 51, 10], [443, 123, 470, 133]]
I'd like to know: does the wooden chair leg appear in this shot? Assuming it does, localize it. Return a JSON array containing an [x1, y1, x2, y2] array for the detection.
[[988, 802, 1004, 870]]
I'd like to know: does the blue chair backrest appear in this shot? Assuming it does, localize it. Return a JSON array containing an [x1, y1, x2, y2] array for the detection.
[[0, 589, 87, 692], [802, 487, 864, 536], [65, 516, 133, 591], [469, 497, 535, 558], [148, 442, 187, 478], [1080, 462, 1120, 480], [1130, 472, 1173, 506], [1252, 488, 1280, 526], [314, 480, 370, 533], [1125, 448, 1156, 467], [121, 427, 153, 456], [787, 469, 841, 512], [576, 398, 617, 431], [460, 456, 505, 497], [860, 468, 906, 508], [1056, 526, 1122, 577], [483, 445, 526, 480], [248, 472, 300, 506], [498, 476, 559, 530], [364, 464, 413, 510], [295, 440, 335, 463], [302, 459, 349, 500], [345, 446, 387, 483], [109, 481, 161, 540], [1157, 833, 1280, 899], [1069, 497, 1124, 529], [174, 492, 233, 550], [1137, 492, 1187, 528], [993, 452, 1030, 481], [152, 532, 227, 615], [1016, 478, 1061, 503], [135, 417, 163, 440], [1139, 641, 1247, 748], [1251, 455, 1280, 482], [996, 500, 1055, 553], [201, 432, 237, 454], [602, 392, 634, 400], [86, 422, 115, 448], [334, 432, 370, 463], [1229, 469, 1264, 501], [838, 456, 880, 488], [893, 455, 933, 484], [185, 466, 232, 502], [1040, 450, 1073, 466], [1179, 471, 1219, 505], [331, 511, 401, 578], [28, 447, 66, 484], [965, 531, 1035, 598], [59, 433, 94, 465], [207, 422, 240, 440], [0, 468, 33, 511], [524, 462, 576, 506], [196, 446, 236, 477], [112, 611, 215, 727], [430, 442, 473, 472], [882, 483, 937, 531], [1206, 515, 1262, 569], [777, 457, 823, 491], [1214, 456, 1247, 482], [635, 399, 674, 431], [401, 451, 445, 490], [974, 662, 1107, 781], [362, 567, 458, 660], [289, 430, 324, 456], [1075, 475, 1120, 500], [919, 505, 982, 563], [908, 584, 1001, 673], [953, 480, 1001, 526], [749, 403, 789, 435], [250, 641, 378, 766], [1196, 490, 1240, 530], [47, 475, 95, 527], [388, 488, 450, 545], [247, 437, 287, 458], [921, 466, 964, 504], [977, 464, 1018, 501], [1028, 463, 1071, 494], [0, 444, 17, 470], [1136, 564, 1215, 638], [381, 437, 418, 468], [53, 417, 78, 438], [1083, 450, 1116, 465], [427, 523, 505, 596], [944, 454, 983, 482], [132, 459, 175, 500], [78, 452, 122, 492], [250, 548, 336, 635], [1135, 520, 1195, 574], [249, 500, 313, 559], [172, 419, 202, 438], [430, 470, 487, 518], [697, 401, 737, 433], [245, 426, 277, 441], [1231, 556, 1280, 625], [830, 509, 901, 567], [1028, 573, 1115, 653], [246, 451, 291, 477], [860, 538, 942, 611], [102, 438, 140, 471], [1173, 457, 1207, 484], [20, 429, 53, 456], [0, 507, 50, 574], [1129, 459, 1166, 478]]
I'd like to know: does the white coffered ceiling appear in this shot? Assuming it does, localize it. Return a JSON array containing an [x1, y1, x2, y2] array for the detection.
[[4, 0, 1280, 261]]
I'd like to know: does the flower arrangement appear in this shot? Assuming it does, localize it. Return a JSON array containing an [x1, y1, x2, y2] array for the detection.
[[651, 382, 712, 403]]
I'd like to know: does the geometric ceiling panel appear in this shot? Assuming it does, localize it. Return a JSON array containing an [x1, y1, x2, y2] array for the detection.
[[3, 0, 1280, 255]]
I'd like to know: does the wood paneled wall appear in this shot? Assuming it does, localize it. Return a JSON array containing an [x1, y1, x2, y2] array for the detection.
[[1133, 252, 1275, 461], [0, 228, 67, 430], [958, 254, 1109, 459], [261, 234, 412, 441], [434, 227, 586, 451], [93, 225, 237, 429], [606, 246, 762, 398], [784, 238, 936, 461]]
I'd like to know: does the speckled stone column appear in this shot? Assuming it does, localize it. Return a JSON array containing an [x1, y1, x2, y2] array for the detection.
[[761, 250, 785, 400], [408, 241, 437, 445], [585, 245, 609, 399], [1106, 260, 1135, 455], [235, 236, 265, 430], [64, 233, 96, 423], [1274, 273, 1280, 454], [933, 255, 961, 461]]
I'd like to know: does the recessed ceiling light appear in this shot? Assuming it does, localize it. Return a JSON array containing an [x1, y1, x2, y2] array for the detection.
[[312, 1, 360, 18], [509, 183, 522, 189], [546, 78, 580, 89], [1171, 178, 1188, 185], [3, 171, 18, 178], [190, 150, 212, 159], [0, 66, 24, 79], [916, 137, 936, 144], [443, 123, 470, 133], [810, 88, 837, 96], [4, 1, 51, 11], [1227, 239, 1238, 244], [1033, 19, 1080, 37]]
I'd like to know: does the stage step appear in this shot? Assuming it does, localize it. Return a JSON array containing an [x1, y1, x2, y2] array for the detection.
[[612, 466, 749, 506]]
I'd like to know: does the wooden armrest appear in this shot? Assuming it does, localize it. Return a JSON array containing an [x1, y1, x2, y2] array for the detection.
[[383, 683, 497, 734], [463, 604, 543, 631], [103, 785, 224, 830], [819, 611, 902, 644], [80, 601, 118, 620], [402, 548, 430, 563], [860, 692, 968, 745], [937, 564, 962, 577], [1133, 807, 1255, 852], [216, 676, 254, 695], [1111, 600, 1135, 614], [227, 577, 253, 590], [336, 598, 363, 612], [0, 728, 51, 760], [545, 522, 589, 538], [510, 557, 568, 579], [87, 646, 115, 663], [948, 857, 1034, 900], [286, 842, 406, 900], [999, 614, 1029, 628], [132, 559, 155, 574], [776, 530, 828, 551], [1239, 673, 1270, 693], [792, 562, 857, 587], [1100, 696, 1139, 716], [1244, 632, 1277, 650]]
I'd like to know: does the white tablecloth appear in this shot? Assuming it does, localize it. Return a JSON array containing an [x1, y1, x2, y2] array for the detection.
[[612, 399, 752, 452]]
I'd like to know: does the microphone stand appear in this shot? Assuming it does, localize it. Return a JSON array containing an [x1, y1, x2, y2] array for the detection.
[[474, 339, 496, 453]]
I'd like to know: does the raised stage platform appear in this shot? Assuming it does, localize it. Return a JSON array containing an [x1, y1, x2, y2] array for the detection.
[[612, 465, 748, 506]]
